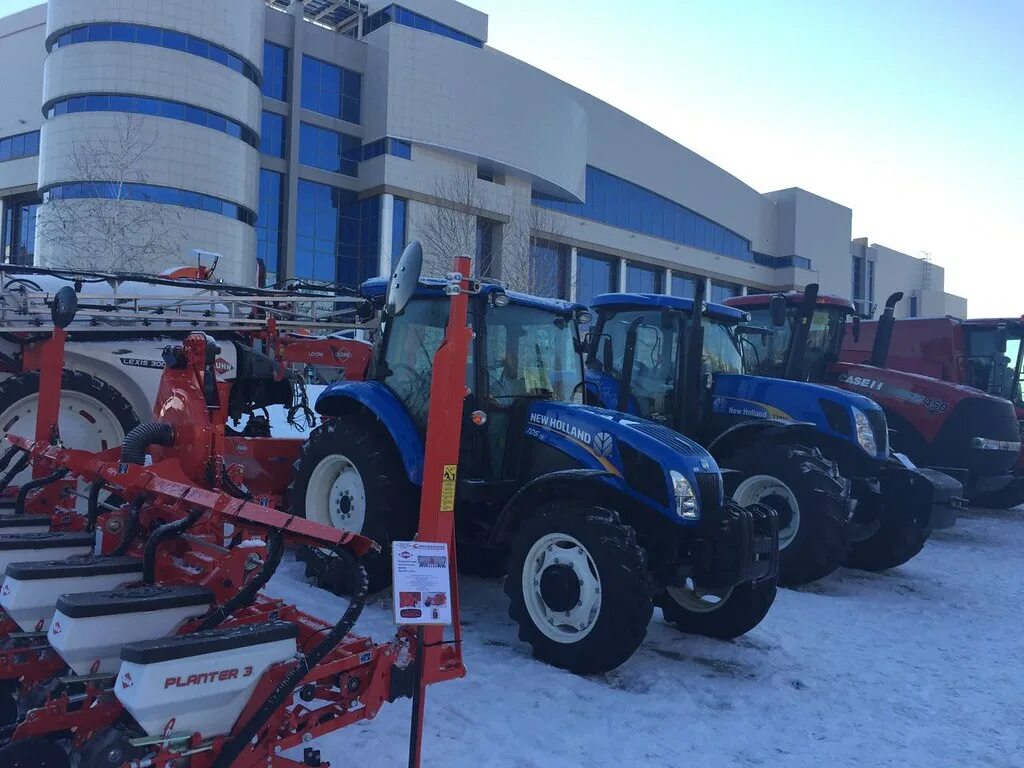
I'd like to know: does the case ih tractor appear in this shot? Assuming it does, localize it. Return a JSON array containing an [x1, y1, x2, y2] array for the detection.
[[840, 314, 1024, 509], [583, 285, 961, 583], [0, 245, 471, 768], [725, 287, 1021, 509], [289, 277, 779, 674]]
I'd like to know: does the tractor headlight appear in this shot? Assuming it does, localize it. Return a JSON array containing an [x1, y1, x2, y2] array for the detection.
[[852, 407, 878, 455], [670, 470, 699, 519]]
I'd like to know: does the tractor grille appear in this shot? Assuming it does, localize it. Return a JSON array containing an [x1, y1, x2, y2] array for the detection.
[[866, 408, 889, 454], [695, 472, 723, 514], [627, 421, 706, 456]]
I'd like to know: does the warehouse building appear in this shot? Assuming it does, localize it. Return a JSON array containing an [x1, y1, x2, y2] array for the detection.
[[0, 0, 965, 314]]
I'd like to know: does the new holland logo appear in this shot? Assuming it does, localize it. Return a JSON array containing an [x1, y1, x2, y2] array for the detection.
[[593, 432, 615, 458]]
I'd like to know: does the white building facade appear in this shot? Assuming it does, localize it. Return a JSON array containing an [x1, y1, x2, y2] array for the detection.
[[0, 0, 966, 313]]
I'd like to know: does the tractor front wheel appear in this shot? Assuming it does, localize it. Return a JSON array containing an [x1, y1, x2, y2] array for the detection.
[[657, 576, 777, 640], [504, 502, 652, 674], [287, 415, 416, 592], [844, 512, 930, 571], [722, 443, 851, 586]]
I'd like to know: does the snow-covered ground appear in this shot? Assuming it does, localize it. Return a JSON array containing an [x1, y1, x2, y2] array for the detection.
[[265, 505, 1024, 768]]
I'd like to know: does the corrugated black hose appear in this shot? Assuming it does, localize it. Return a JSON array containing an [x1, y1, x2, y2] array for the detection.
[[142, 507, 204, 584], [120, 422, 174, 466], [109, 495, 148, 557], [211, 548, 369, 768], [0, 453, 30, 495], [195, 531, 284, 632], [14, 468, 69, 515]]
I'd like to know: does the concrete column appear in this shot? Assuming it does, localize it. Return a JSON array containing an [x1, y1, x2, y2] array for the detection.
[[378, 193, 394, 278], [703, 276, 712, 299], [569, 246, 579, 301], [664, 268, 673, 296], [618, 258, 627, 292], [740, 285, 749, 296], [282, 12, 304, 280]]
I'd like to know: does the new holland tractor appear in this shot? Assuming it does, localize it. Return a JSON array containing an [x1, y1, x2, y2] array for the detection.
[[288, 278, 779, 674], [583, 286, 962, 583], [840, 313, 1024, 509], [726, 287, 1021, 511]]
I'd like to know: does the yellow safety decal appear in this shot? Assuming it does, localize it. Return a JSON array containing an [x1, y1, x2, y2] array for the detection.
[[440, 464, 458, 512]]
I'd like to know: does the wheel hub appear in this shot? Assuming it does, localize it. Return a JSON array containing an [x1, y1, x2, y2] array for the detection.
[[761, 492, 794, 529], [539, 564, 581, 613]]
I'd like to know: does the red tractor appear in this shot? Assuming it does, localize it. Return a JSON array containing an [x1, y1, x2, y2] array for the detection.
[[725, 287, 1021, 508], [840, 313, 1024, 508]]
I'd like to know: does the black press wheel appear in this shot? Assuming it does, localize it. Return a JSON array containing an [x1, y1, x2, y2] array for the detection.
[[287, 415, 416, 593], [722, 442, 851, 586], [657, 575, 777, 640], [504, 502, 653, 674], [969, 485, 1024, 510], [844, 512, 931, 571]]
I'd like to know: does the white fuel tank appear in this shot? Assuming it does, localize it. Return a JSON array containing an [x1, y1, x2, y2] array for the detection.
[[117, 621, 297, 738], [0, 556, 142, 632], [48, 585, 214, 675]]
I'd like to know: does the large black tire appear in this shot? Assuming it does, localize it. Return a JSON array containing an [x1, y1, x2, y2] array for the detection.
[[287, 415, 416, 593], [969, 485, 1024, 510], [844, 512, 930, 571], [0, 737, 70, 768], [722, 443, 850, 586], [503, 502, 653, 674], [657, 576, 777, 640], [0, 370, 139, 454]]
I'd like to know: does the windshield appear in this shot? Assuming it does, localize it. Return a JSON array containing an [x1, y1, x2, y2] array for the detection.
[[965, 328, 1024, 406], [483, 303, 582, 405], [742, 306, 847, 380]]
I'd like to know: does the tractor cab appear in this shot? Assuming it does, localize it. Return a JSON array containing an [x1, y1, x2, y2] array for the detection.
[[959, 318, 1024, 407]]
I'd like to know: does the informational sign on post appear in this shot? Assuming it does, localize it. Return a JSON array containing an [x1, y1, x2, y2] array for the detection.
[[392, 541, 453, 626]]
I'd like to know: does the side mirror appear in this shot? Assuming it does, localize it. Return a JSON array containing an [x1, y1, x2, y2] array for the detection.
[[769, 294, 787, 327], [51, 286, 78, 329], [852, 315, 861, 342], [385, 241, 423, 319]]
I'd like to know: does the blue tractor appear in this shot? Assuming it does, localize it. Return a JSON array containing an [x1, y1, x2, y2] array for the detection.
[[585, 286, 962, 586], [288, 270, 778, 674]]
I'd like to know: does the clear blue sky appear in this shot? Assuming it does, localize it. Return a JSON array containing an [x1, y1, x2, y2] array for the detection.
[[3, 0, 1020, 315]]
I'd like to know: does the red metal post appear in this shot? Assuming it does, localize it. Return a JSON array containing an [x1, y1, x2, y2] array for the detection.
[[32, 327, 67, 476]]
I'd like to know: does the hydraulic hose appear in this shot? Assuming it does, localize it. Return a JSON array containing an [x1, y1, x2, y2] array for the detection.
[[14, 467, 68, 515], [211, 548, 369, 768], [119, 421, 175, 466], [195, 532, 284, 632], [0, 445, 19, 474], [0, 453, 30, 495], [142, 507, 204, 584], [220, 467, 253, 501], [109, 495, 148, 557], [86, 480, 105, 533]]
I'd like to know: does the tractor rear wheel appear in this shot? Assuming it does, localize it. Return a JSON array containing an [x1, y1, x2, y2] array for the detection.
[[0, 737, 70, 768], [287, 415, 416, 593], [657, 575, 777, 640], [722, 442, 851, 586], [504, 502, 652, 674], [844, 512, 930, 571]]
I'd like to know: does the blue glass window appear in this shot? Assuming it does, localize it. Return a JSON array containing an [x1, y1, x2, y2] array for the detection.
[[753, 252, 812, 270], [709, 280, 741, 304], [392, 197, 407, 261], [50, 23, 260, 86], [360, 137, 412, 161], [476, 218, 495, 273], [46, 94, 258, 148], [295, 180, 380, 286], [260, 111, 286, 157], [45, 182, 256, 225], [257, 169, 284, 286], [300, 56, 361, 124], [626, 262, 663, 294], [262, 42, 288, 101], [2, 192, 41, 265], [670, 272, 701, 299], [364, 4, 484, 47], [299, 122, 359, 176], [528, 240, 568, 299], [534, 167, 754, 263], [576, 250, 616, 307], [0, 130, 41, 163]]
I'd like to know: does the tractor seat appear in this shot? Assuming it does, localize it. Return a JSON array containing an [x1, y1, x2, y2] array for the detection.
[[6, 556, 142, 581], [121, 620, 298, 664], [54, 584, 214, 619]]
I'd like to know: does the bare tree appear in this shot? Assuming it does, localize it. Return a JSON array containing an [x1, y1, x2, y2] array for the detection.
[[415, 168, 570, 297], [37, 114, 185, 272]]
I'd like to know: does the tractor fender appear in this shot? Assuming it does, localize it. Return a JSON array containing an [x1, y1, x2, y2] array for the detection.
[[314, 381, 425, 484], [706, 419, 819, 461], [489, 469, 639, 546]]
